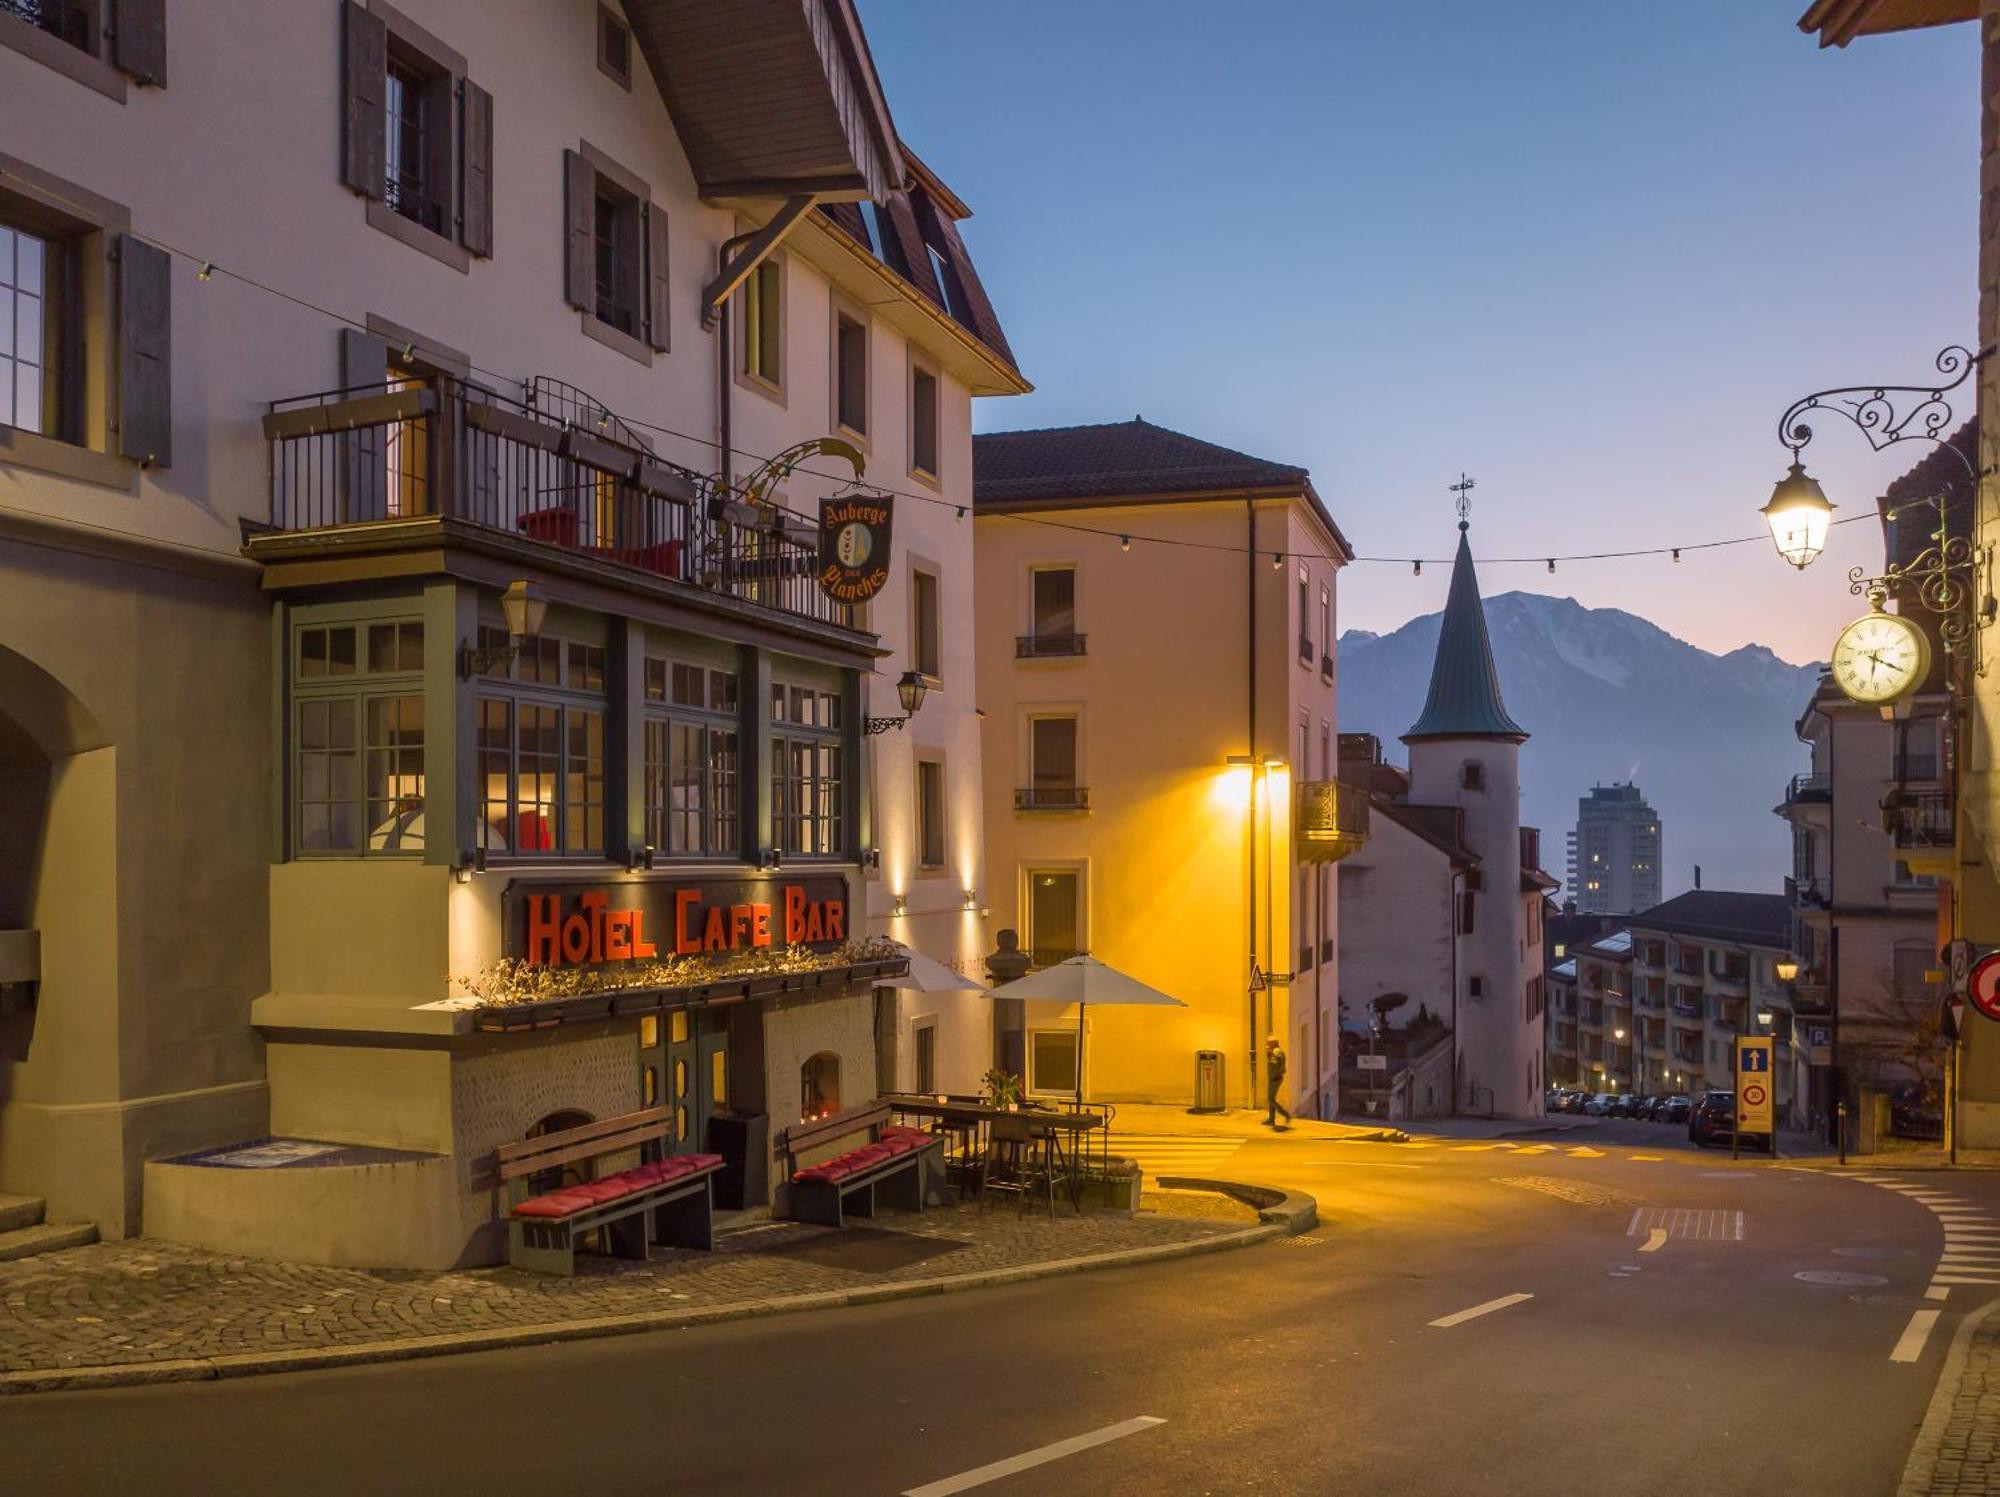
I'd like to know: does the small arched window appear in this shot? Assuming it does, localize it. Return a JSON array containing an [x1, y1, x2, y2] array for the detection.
[[801, 1051, 840, 1122]]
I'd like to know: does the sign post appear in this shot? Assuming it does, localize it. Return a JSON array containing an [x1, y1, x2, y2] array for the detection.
[[1734, 1035, 1775, 1160]]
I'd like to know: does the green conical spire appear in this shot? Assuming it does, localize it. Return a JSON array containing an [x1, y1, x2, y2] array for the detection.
[[1403, 523, 1528, 744]]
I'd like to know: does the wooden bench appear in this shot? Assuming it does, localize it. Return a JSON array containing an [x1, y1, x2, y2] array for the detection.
[[497, 1106, 721, 1276], [773, 1100, 947, 1229]]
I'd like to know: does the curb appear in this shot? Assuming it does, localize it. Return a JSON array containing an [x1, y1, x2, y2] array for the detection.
[[0, 1184, 1306, 1397], [1898, 1293, 2000, 1496]]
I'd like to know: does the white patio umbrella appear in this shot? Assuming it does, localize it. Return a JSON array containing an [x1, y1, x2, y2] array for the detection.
[[880, 941, 991, 995], [989, 954, 1185, 1103]]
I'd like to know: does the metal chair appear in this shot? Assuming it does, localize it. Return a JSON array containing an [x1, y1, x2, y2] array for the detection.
[[978, 1114, 1055, 1215]]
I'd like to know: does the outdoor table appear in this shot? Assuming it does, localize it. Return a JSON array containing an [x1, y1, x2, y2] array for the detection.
[[879, 1094, 1110, 1210]]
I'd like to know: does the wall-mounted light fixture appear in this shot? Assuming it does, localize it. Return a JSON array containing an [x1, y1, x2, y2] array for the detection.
[[453, 853, 474, 885], [862, 847, 882, 870], [892, 893, 908, 917], [865, 671, 929, 736], [458, 580, 550, 678]]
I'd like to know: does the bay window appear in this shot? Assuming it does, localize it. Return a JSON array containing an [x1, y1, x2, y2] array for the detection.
[[475, 626, 606, 856], [643, 657, 740, 858], [292, 618, 426, 855], [771, 680, 845, 858]]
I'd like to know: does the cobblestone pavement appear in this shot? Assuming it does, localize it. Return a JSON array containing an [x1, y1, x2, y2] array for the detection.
[[1904, 1303, 2000, 1496], [0, 1204, 1234, 1376]]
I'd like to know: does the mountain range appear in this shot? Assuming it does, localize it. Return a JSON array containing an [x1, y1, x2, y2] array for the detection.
[[1337, 592, 1823, 899]]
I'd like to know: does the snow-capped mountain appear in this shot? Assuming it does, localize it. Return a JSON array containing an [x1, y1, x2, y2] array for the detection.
[[1337, 592, 1823, 899]]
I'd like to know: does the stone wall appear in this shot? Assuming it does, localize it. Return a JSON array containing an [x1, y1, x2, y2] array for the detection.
[[761, 990, 877, 1173]]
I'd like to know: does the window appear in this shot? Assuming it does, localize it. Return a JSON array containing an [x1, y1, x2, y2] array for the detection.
[[926, 243, 961, 322], [1031, 567, 1076, 642], [913, 1019, 937, 1095], [744, 260, 781, 386], [1459, 889, 1476, 935], [771, 679, 845, 858], [343, 5, 489, 265], [292, 618, 426, 855], [596, 3, 631, 88], [1026, 868, 1081, 967], [1029, 1029, 1079, 1097], [800, 1051, 840, 1123], [1026, 716, 1080, 810], [0, 218, 66, 438], [834, 310, 867, 435], [643, 657, 740, 858], [1469, 975, 1485, 998], [1320, 585, 1332, 669], [910, 361, 939, 478], [564, 145, 666, 356], [1, 0, 161, 93], [917, 757, 946, 869], [474, 627, 608, 856], [1461, 761, 1485, 792], [1298, 566, 1311, 660], [912, 568, 941, 679]]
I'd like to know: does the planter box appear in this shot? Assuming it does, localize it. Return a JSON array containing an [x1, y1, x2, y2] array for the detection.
[[1078, 1172, 1142, 1214]]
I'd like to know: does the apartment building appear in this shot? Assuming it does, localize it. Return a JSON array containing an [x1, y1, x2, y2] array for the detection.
[[0, 0, 1026, 1265], [1566, 783, 1663, 915], [970, 419, 1358, 1115]]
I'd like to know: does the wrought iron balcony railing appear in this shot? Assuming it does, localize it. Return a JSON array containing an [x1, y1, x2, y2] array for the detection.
[[1016, 785, 1089, 812], [1296, 780, 1370, 863], [1784, 773, 1832, 806], [1015, 633, 1087, 658], [1889, 787, 1954, 851], [261, 376, 853, 631]]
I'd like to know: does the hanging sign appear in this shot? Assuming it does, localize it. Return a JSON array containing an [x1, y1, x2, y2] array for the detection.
[[818, 493, 894, 604], [1735, 1036, 1775, 1135]]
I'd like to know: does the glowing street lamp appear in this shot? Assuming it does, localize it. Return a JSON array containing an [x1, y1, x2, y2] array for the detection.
[[1761, 461, 1834, 571]]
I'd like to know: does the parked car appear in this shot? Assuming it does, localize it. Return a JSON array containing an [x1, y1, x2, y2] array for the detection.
[[1689, 1090, 1768, 1149], [1664, 1095, 1693, 1124], [1636, 1096, 1664, 1121]]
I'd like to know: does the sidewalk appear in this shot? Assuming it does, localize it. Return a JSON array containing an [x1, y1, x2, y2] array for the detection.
[[0, 1195, 1293, 1394], [1899, 1300, 2000, 1495], [1107, 1104, 1404, 1142], [1790, 1145, 2000, 1172]]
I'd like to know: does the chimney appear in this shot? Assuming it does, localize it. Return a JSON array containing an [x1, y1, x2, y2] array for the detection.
[[1693, 865, 1702, 890]]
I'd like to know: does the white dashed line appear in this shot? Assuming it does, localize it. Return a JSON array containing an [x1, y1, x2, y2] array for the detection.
[[1891, 1308, 1943, 1364], [902, 1417, 1167, 1496]]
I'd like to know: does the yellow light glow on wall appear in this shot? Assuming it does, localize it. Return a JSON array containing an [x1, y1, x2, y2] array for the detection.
[[1213, 764, 1254, 815]]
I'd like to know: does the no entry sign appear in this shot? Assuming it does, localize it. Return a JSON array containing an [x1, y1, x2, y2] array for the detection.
[[1968, 952, 2000, 1023]]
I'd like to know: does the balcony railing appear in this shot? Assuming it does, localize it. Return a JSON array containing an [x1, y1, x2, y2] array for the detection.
[[1016, 785, 1089, 812], [1319, 652, 1334, 683], [1784, 773, 1832, 805], [1015, 633, 1087, 658], [1890, 787, 1954, 851], [1296, 780, 1370, 864], [262, 377, 854, 631]]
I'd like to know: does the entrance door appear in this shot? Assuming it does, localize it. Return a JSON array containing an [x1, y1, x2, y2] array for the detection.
[[695, 1029, 729, 1152], [1027, 868, 1080, 967]]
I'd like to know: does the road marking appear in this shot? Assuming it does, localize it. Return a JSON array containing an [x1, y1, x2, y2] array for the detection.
[[1568, 1146, 1605, 1157], [1428, 1292, 1533, 1329], [1630, 1207, 1745, 1242], [1338, 1161, 1423, 1170], [1628, 1154, 1665, 1162], [1451, 1143, 1510, 1152], [1639, 1227, 1668, 1253], [902, 1417, 1167, 1496], [1891, 1308, 1943, 1364], [1928, 1286, 1952, 1302], [1514, 1144, 1555, 1155], [1110, 1136, 1245, 1181], [1931, 1274, 2000, 1285]]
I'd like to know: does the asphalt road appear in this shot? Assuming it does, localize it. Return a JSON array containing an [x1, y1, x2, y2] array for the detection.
[[2, 1130, 1985, 1497]]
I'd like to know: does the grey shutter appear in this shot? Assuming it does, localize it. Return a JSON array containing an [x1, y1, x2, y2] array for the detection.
[[342, 1, 387, 199], [460, 80, 494, 257], [644, 202, 669, 351], [563, 151, 594, 309], [116, 235, 171, 468], [339, 329, 391, 521], [111, 0, 166, 85]]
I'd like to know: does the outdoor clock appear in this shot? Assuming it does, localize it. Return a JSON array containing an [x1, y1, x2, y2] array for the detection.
[[1830, 607, 1930, 706]]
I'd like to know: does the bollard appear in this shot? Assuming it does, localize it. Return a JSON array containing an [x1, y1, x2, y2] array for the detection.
[[1837, 1100, 1848, 1167]]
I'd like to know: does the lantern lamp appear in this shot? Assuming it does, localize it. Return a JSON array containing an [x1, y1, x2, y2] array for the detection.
[[1761, 461, 1835, 570]]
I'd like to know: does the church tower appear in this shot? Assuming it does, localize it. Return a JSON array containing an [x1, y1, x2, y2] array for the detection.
[[1402, 517, 1541, 1117]]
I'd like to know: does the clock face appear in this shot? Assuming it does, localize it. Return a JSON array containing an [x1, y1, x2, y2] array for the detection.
[[1831, 611, 1930, 705]]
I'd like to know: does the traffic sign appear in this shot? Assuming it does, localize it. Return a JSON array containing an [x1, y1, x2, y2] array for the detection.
[[1735, 1036, 1775, 1134], [1949, 938, 1976, 996], [1969, 952, 2000, 1023], [1358, 1053, 1388, 1071]]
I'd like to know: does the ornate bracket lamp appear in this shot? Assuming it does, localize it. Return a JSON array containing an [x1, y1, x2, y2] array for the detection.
[[457, 580, 550, 679], [865, 670, 929, 736]]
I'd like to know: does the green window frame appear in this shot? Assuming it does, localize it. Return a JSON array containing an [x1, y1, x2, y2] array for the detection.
[[290, 618, 427, 857]]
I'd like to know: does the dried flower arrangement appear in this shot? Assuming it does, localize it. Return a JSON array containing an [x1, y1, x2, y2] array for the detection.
[[458, 935, 905, 1010]]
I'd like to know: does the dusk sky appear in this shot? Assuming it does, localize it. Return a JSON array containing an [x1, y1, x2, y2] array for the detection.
[[862, 1, 1977, 665]]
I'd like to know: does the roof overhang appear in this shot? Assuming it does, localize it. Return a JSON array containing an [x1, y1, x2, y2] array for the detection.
[[1798, 0, 1975, 46], [629, 0, 905, 203], [976, 487, 1354, 561]]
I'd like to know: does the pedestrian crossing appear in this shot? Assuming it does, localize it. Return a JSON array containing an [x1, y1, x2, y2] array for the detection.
[[1109, 1134, 1246, 1181], [1849, 1175, 2000, 1290]]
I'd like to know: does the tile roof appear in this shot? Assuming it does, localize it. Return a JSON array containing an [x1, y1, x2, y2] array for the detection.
[[1624, 890, 1793, 948], [1403, 524, 1528, 743], [971, 419, 1352, 557], [1880, 418, 1976, 572]]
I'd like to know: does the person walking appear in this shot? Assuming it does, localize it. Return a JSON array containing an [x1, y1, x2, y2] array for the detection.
[[1265, 1036, 1291, 1129]]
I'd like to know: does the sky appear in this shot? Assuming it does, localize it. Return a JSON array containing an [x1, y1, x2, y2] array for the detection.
[[859, 0, 1978, 665]]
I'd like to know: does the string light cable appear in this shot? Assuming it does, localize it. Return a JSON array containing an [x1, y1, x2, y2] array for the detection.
[[5, 171, 1890, 577]]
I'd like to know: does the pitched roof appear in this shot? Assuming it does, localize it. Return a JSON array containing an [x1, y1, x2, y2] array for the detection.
[[1798, 0, 1973, 48], [1881, 419, 1976, 572], [1624, 890, 1793, 949], [1369, 797, 1476, 867], [1403, 524, 1528, 744], [971, 418, 1352, 557]]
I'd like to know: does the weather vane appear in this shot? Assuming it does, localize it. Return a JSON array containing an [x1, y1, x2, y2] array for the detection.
[[1449, 474, 1475, 528]]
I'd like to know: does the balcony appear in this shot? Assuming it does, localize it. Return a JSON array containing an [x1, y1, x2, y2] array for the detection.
[[1016, 785, 1089, 812], [1296, 780, 1370, 863], [1783, 773, 1832, 807], [1786, 874, 1830, 910], [1016, 633, 1087, 659], [1319, 652, 1334, 683], [1887, 786, 1955, 877], [258, 377, 855, 633]]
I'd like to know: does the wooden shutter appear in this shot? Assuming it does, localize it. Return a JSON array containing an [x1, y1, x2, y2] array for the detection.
[[644, 202, 670, 350], [460, 79, 494, 257], [338, 329, 391, 520], [116, 235, 172, 468], [563, 150, 594, 309], [341, 1, 388, 199], [112, 0, 166, 85]]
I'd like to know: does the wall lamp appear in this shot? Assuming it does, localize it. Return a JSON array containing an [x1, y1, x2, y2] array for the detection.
[[626, 843, 656, 873], [1775, 958, 1799, 983], [892, 892, 908, 917], [458, 580, 550, 678], [453, 846, 488, 883], [865, 671, 929, 735], [862, 847, 882, 870]]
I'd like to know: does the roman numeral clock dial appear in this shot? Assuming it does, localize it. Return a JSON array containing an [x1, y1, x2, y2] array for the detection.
[[1830, 608, 1931, 706]]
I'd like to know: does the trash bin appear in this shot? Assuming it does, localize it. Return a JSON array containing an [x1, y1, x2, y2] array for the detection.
[[706, 1111, 769, 1209], [1193, 1050, 1225, 1113]]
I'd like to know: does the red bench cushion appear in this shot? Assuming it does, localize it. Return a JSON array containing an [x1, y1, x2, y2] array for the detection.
[[791, 1137, 919, 1185], [514, 1154, 723, 1218], [513, 1190, 595, 1218]]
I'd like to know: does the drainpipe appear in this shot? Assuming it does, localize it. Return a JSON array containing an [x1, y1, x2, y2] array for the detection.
[[714, 228, 758, 490], [1450, 864, 1464, 1114], [1246, 494, 1259, 1107]]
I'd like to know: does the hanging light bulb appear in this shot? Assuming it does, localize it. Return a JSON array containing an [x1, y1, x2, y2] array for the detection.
[[955, 505, 966, 520], [1119, 535, 1131, 552], [1547, 559, 1556, 574], [197, 262, 215, 282], [1271, 553, 1283, 570], [1413, 560, 1422, 576], [1672, 548, 1681, 563]]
